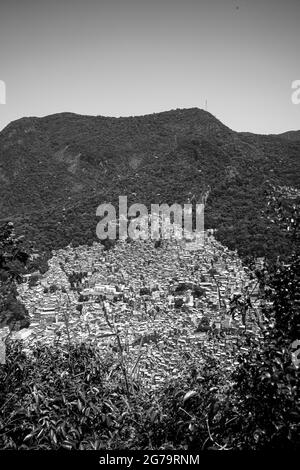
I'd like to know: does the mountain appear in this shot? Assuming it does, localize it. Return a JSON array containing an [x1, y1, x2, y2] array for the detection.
[[276, 130, 300, 142], [0, 108, 299, 261]]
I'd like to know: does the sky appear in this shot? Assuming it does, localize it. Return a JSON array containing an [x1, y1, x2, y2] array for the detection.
[[0, 0, 299, 134]]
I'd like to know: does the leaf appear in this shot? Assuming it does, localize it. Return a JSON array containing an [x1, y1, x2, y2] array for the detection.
[[183, 390, 198, 403], [50, 429, 57, 445], [188, 422, 196, 432], [61, 440, 73, 450]]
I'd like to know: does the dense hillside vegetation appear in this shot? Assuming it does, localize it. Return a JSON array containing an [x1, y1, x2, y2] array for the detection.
[[276, 130, 300, 142], [0, 108, 299, 261]]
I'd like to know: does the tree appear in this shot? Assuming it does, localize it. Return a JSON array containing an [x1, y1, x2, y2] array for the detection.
[[228, 198, 300, 449], [0, 222, 30, 328]]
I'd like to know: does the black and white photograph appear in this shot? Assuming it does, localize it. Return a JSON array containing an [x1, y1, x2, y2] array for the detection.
[[0, 0, 299, 459]]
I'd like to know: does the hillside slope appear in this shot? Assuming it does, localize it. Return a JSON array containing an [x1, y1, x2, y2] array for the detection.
[[276, 130, 300, 142], [0, 108, 299, 260]]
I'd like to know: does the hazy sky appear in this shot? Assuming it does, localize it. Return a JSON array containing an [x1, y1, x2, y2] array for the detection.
[[0, 0, 299, 133]]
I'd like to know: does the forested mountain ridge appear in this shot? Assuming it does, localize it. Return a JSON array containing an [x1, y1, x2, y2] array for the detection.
[[0, 108, 299, 261], [275, 130, 300, 142]]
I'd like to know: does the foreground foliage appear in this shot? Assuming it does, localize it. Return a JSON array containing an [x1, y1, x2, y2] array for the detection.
[[0, 341, 234, 450]]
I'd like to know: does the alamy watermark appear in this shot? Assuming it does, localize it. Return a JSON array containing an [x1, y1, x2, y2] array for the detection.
[[291, 80, 300, 104], [0, 80, 6, 104], [96, 196, 204, 243]]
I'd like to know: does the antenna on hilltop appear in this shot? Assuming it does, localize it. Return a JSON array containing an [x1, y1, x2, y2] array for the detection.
[[205, 99, 208, 111]]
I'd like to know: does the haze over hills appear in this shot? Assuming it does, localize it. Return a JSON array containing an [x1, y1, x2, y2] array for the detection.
[[0, 108, 299, 261]]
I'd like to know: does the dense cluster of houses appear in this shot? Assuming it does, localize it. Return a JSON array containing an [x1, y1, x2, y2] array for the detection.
[[14, 232, 262, 386]]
